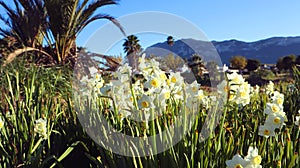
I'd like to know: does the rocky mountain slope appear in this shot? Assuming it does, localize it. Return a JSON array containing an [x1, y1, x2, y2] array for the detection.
[[145, 36, 300, 64]]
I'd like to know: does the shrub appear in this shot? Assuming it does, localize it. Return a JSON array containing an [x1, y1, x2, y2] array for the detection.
[[247, 69, 276, 86]]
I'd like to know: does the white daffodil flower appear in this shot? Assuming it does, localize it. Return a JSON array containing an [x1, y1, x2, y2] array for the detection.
[[34, 118, 47, 140], [226, 154, 248, 168], [258, 124, 276, 138]]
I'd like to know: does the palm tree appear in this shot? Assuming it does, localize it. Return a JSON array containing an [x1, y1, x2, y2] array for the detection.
[[188, 53, 206, 84], [0, 0, 53, 66], [123, 35, 141, 70], [0, 0, 46, 48], [167, 36, 174, 47], [0, 0, 125, 66], [167, 35, 174, 58], [44, 0, 125, 65]]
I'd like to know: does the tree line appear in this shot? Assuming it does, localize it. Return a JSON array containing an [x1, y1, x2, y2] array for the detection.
[[230, 54, 300, 72]]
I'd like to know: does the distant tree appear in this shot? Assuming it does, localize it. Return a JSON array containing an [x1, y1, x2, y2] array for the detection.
[[147, 54, 184, 72], [276, 55, 296, 72], [296, 55, 300, 65], [123, 35, 141, 70], [162, 54, 184, 72], [276, 57, 284, 71], [188, 53, 206, 84], [246, 59, 260, 71], [167, 36, 174, 47], [206, 61, 221, 83], [247, 69, 276, 86], [230, 55, 247, 70], [282, 55, 296, 70], [206, 61, 218, 70]]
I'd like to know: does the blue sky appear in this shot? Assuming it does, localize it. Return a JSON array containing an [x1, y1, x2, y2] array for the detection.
[[78, 0, 300, 55], [1, 0, 300, 55]]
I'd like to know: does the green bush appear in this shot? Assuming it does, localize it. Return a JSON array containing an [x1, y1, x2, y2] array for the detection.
[[247, 69, 276, 86]]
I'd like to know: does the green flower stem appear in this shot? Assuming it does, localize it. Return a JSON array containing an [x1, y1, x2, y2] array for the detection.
[[217, 105, 228, 152], [129, 75, 139, 110], [259, 137, 267, 156], [150, 109, 157, 162], [31, 138, 43, 154]]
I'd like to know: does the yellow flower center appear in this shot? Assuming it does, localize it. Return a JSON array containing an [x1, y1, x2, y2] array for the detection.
[[252, 155, 262, 165], [171, 76, 177, 83], [130, 96, 133, 102], [166, 79, 171, 86], [271, 105, 279, 113], [192, 86, 198, 92], [240, 91, 247, 98], [176, 90, 182, 96], [164, 92, 170, 99], [234, 164, 243, 168], [95, 74, 100, 80], [229, 94, 234, 101], [141, 101, 149, 108], [150, 79, 159, 87], [160, 73, 167, 80], [232, 76, 240, 83], [199, 94, 204, 100], [264, 129, 270, 135], [273, 117, 281, 124], [96, 83, 102, 89], [36, 122, 45, 128], [277, 98, 283, 105]]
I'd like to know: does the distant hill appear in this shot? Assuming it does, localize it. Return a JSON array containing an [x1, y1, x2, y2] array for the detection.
[[145, 36, 300, 64]]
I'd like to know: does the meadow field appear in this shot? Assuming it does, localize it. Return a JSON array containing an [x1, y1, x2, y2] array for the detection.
[[0, 57, 299, 168]]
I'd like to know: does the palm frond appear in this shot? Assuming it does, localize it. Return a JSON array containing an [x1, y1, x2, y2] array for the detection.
[[79, 13, 125, 36], [12, 0, 22, 15], [0, 0, 47, 47], [0, 1, 15, 15], [3, 47, 53, 66], [0, 15, 12, 35], [83, 0, 118, 15], [77, 0, 125, 35]]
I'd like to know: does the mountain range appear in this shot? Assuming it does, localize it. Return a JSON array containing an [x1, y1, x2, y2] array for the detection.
[[145, 36, 300, 64]]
